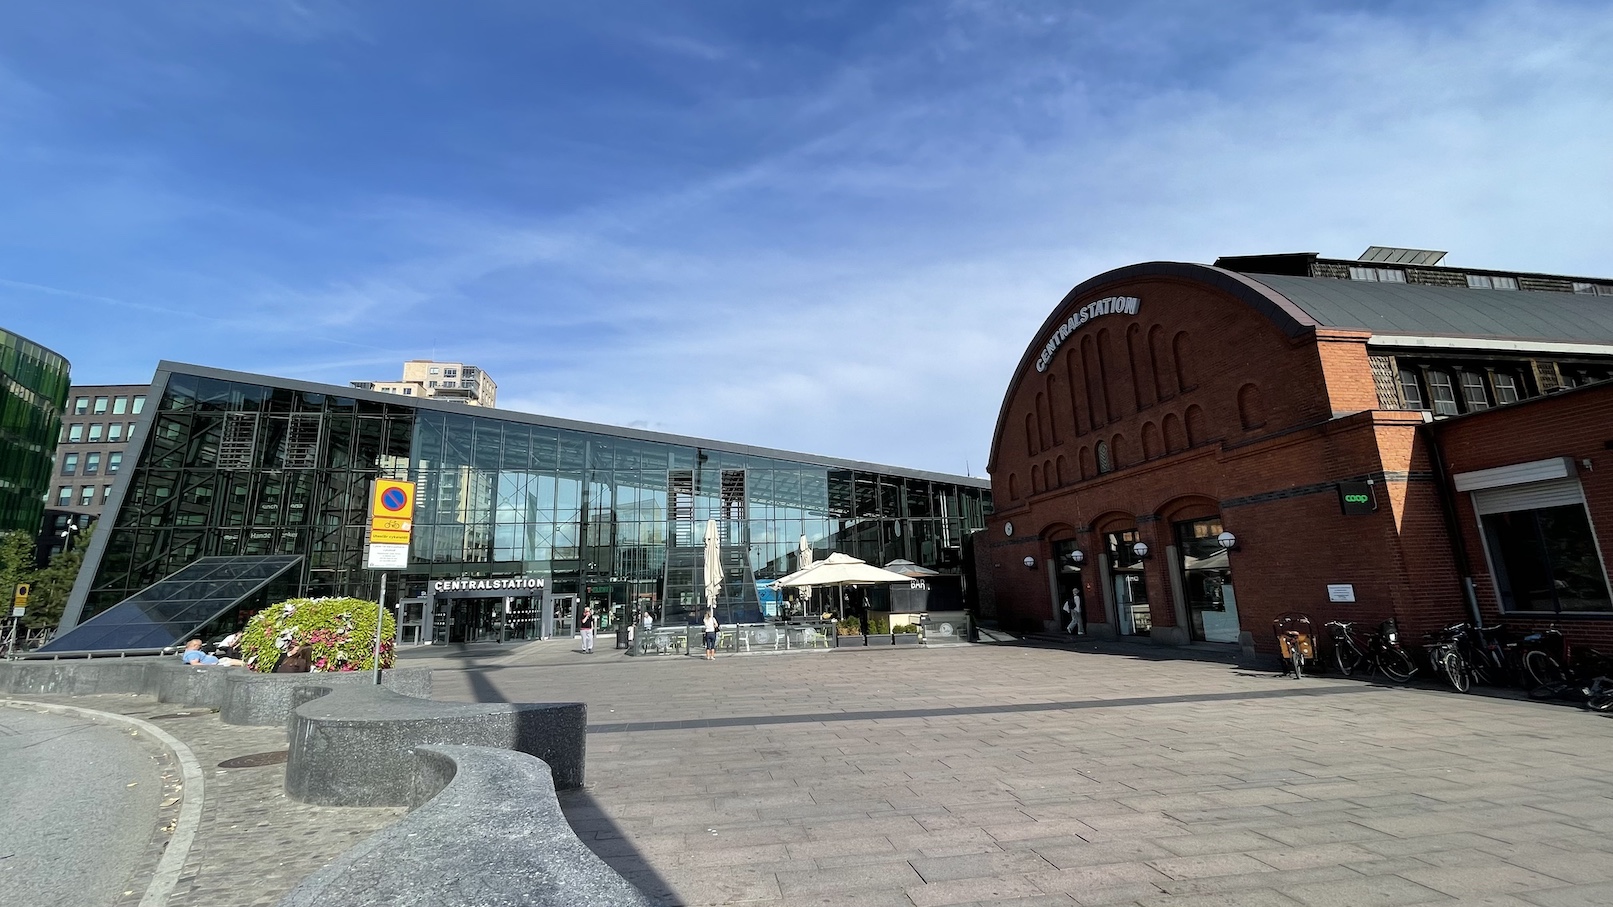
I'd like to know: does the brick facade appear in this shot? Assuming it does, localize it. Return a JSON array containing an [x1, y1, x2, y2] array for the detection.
[[980, 262, 1603, 656]]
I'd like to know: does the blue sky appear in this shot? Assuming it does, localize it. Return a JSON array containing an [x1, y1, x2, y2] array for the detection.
[[3, 1, 1611, 475]]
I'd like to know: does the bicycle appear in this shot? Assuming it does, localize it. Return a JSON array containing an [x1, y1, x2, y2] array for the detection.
[[1273, 612, 1314, 679], [1424, 623, 1512, 693], [1327, 618, 1417, 683]]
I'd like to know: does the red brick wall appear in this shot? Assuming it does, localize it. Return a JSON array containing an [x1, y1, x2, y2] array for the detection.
[[1431, 384, 1613, 653]]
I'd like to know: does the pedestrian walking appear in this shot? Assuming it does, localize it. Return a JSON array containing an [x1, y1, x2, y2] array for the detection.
[[1063, 590, 1083, 635], [579, 607, 595, 653]]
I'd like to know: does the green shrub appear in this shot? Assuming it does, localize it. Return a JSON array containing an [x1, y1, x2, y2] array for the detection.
[[239, 597, 396, 674], [837, 617, 863, 636], [893, 623, 919, 634], [866, 616, 890, 635]]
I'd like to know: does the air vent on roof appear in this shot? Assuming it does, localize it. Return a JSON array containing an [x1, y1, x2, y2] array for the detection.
[[1360, 246, 1447, 266]]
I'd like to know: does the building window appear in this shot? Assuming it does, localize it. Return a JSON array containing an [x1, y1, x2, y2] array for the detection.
[[441, 380, 456, 388], [428, 380, 438, 388], [112, 396, 128, 415], [88, 423, 104, 442], [1482, 504, 1610, 613], [1467, 274, 1518, 290], [108, 423, 123, 442], [1459, 371, 1490, 410], [131, 396, 145, 414], [1398, 368, 1426, 410], [1105, 530, 1150, 635], [73, 397, 89, 415], [402, 388, 412, 395], [107, 452, 122, 475], [62, 453, 79, 476], [444, 368, 458, 377], [79, 485, 94, 506], [428, 367, 440, 375], [102, 485, 113, 504], [93, 396, 109, 414], [1348, 267, 1406, 283], [1427, 370, 1459, 416], [1095, 441, 1112, 474], [128, 423, 138, 440], [84, 452, 100, 476], [1493, 372, 1521, 405], [68, 424, 83, 442], [57, 486, 71, 506]]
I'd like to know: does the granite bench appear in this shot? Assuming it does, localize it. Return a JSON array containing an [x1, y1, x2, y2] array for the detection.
[[0, 658, 163, 697], [285, 684, 586, 806], [220, 668, 434, 726], [278, 745, 652, 907]]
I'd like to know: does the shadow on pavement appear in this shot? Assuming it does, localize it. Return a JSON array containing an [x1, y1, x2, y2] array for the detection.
[[557, 788, 681, 906]]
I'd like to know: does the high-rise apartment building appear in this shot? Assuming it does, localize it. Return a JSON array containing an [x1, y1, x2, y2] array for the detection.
[[0, 328, 71, 533], [352, 360, 497, 407]]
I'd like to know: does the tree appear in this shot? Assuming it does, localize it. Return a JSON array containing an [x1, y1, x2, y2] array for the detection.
[[23, 526, 92, 632], [0, 530, 36, 611]]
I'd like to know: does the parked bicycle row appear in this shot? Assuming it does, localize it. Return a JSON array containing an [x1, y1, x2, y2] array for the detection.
[[1272, 611, 1613, 712]]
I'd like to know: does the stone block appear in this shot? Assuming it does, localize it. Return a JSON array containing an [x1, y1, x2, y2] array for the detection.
[[153, 662, 238, 708], [0, 658, 164, 696], [219, 668, 434, 727], [285, 684, 586, 806], [277, 745, 653, 907]]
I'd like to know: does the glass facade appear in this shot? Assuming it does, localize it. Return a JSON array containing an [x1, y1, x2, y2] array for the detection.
[[67, 367, 991, 633], [0, 328, 71, 532]]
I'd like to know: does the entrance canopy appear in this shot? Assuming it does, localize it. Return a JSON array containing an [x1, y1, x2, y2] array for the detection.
[[38, 555, 302, 653]]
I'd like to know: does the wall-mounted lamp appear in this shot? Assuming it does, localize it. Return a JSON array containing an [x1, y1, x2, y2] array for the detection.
[[1216, 531, 1238, 551], [1023, 556, 1037, 570], [1131, 541, 1150, 559], [1067, 549, 1085, 566]]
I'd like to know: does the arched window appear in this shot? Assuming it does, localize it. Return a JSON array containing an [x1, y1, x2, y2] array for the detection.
[[1185, 405, 1206, 446], [1035, 392, 1050, 450], [1149, 325, 1171, 401], [1008, 474, 1020, 500], [1031, 463, 1042, 494], [1044, 376, 1062, 446], [1056, 455, 1067, 486], [1127, 324, 1149, 410], [1173, 331, 1193, 393], [1142, 422, 1162, 460], [1025, 413, 1038, 456], [1095, 441, 1112, 474], [1097, 329, 1119, 420], [1237, 384, 1266, 430], [1064, 349, 1087, 436], [1110, 434, 1126, 469], [1080, 446, 1095, 480], [1082, 335, 1106, 427], [1163, 413, 1186, 453]]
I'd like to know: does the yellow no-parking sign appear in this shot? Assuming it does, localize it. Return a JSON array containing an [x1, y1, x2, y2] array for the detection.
[[369, 479, 416, 544]]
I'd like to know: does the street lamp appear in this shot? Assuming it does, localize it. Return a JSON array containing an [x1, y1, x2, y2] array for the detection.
[[59, 520, 81, 556]]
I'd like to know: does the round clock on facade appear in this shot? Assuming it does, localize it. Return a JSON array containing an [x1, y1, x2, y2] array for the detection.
[[1004, 521, 1014, 537]]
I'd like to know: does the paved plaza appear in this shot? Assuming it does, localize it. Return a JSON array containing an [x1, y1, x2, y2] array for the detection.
[[9, 638, 1613, 907]]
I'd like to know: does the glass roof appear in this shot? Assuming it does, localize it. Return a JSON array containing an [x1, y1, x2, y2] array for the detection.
[[39, 555, 302, 652]]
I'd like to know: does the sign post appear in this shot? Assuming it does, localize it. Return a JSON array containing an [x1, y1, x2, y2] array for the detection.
[[4, 583, 27, 654], [367, 479, 416, 684]]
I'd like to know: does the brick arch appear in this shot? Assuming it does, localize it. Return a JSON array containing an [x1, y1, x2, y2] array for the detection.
[[1043, 374, 1063, 445], [1110, 433, 1126, 469], [1008, 473, 1020, 500], [1141, 421, 1162, 460], [1055, 454, 1067, 486], [1041, 521, 1082, 542], [1024, 412, 1038, 456], [1185, 404, 1206, 446], [1162, 412, 1186, 453], [1156, 494, 1220, 525], [1148, 324, 1172, 401], [1126, 323, 1149, 411], [1062, 347, 1088, 436], [1080, 445, 1095, 480], [1092, 510, 1139, 537], [1172, 331, 1193, 393], [1031, 463, 1042, 494], [1237, 383, 1267, 430], [1034, 392, 1049, 450]]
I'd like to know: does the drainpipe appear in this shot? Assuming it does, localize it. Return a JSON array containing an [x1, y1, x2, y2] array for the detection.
[[1424, 422, 1483, 626]]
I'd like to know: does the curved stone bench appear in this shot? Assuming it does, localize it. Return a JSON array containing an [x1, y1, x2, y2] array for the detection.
[[153, 662, 241, 708], [286, 685, 586, 806], [220, 668, 434, 727], [278, 745, 652, 907]]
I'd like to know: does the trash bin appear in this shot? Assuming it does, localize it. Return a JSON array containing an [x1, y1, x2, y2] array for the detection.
[[616, 623, 630, 650]]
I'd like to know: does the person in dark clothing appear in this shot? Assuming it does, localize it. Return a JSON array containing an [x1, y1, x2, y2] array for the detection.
[[274, 640, 311, 673]]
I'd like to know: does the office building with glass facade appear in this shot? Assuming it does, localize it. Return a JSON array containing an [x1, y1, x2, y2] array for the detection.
[[1, 328, 71, 534], [59, 362, 990, 645]]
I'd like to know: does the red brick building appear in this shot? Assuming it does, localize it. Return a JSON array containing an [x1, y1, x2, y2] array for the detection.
[[980, 249, 1613, 660]]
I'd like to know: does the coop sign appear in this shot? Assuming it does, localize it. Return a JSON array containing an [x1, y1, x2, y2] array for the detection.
[[431, 577, 545, 593], [1034, 296, 1142, 372]]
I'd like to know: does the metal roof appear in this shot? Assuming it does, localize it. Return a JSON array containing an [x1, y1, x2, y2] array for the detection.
[[1243, 274, 1613, 348]]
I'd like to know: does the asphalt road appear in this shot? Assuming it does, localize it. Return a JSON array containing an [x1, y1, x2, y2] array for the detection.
[[0, 706, 163, 907]]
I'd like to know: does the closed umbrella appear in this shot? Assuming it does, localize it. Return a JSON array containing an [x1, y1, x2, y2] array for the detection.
[[798, 534, 814, 616], [703, 518, 722, 615]]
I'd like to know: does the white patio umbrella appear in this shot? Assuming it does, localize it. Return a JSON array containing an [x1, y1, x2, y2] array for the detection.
[[776, 552, 913, 620], [703, 518, 722, 615], [883, 559, 939, 578], [797, 534, 814, 616]]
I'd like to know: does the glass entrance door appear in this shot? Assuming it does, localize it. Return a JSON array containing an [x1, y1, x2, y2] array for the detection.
[[1052, 539, 1085, 635], [1175, 517, 1239, 643], [1105, 530, 1150, 635]]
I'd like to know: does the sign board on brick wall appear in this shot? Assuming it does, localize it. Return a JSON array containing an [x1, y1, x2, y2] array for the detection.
[[1337, 481, 1377, 515], [1327, 584, 1356, 602]]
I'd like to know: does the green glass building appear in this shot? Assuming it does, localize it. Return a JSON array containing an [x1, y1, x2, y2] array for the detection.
[[56, 362, 990, 646], [0, 328, 71, 533]]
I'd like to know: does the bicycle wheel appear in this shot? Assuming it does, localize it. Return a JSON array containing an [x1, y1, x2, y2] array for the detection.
[[1292, 650, 1306, 680], [1586, 686, 1613, 713], [1442, 651, 1471, 693], [1523, 650, 1564, 688], [1333, 639, 1359, 676], [1379, 647, 1418, 683]]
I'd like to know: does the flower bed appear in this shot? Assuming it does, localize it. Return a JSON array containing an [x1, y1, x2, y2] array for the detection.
[[239, 597, 396, 673]]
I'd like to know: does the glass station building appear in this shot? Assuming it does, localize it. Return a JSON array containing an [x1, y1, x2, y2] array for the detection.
[[57, 362, 990, 646]]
